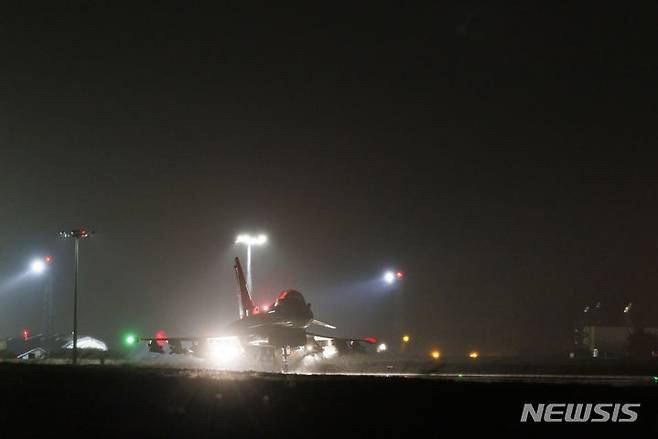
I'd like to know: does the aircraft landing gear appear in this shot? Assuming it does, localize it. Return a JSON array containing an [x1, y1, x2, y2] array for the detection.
[[281, 346, 290, 373]]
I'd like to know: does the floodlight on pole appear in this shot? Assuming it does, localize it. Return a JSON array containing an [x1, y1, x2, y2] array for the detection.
[[60, 228, 94, 365], [30, 259, 47, 275], [235, 233, 267, 295], [383, 270, 404, 285], [236, 234, 267, 246]]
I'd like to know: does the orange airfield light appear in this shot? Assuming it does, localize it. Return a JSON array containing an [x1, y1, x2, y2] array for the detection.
[[468, 351, 479, 359], [430, 350, 441, 360]]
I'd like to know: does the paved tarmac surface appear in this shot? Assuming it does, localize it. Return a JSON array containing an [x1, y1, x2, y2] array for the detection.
[[1, 363, 656, 437], [361, 372, 657, 385]]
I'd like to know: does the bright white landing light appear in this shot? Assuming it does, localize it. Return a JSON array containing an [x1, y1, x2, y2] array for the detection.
[[377, 343, 387, 353], [208, 340, 242, 362], [383, 271, 395, 284], [323, 344, 337, 359], [30, 259, 46, 275]]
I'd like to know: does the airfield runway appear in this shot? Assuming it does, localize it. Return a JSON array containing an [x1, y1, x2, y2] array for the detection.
[[301, 371, 657, 386], [1, 362, 656, 436]]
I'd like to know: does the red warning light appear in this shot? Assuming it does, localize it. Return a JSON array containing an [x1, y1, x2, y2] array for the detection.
[[253, 306, 260, 315], [363, 337, 378, 344], [155, 330, 167, 347], [22, 328, 30, 341], [45, 255, 53, 264], [396, 271, 404, 279]]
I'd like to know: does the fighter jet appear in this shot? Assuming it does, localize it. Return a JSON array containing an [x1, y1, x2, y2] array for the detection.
[[141, 257, 375, 371]]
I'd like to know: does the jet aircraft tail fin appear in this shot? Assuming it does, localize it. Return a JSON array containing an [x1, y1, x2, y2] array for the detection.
[[234, 257, 255, 319]]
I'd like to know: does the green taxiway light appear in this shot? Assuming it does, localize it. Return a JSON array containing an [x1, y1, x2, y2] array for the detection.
[[124, 333, 138, 347]]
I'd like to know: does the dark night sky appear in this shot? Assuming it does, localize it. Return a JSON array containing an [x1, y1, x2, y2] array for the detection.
[[1, 2, 657, 354]]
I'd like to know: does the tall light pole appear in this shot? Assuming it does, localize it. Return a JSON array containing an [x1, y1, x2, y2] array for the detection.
[[383, 269, 405, 349], [30, 256, 54, 350], [60, 228, 92, 365], [235, 233, 267, 295]]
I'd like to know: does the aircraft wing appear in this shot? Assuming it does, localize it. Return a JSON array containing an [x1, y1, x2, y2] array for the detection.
[[310, 319, 337, 329], [140, 335, 239, 354], [306, 332, 380, 357], [140, 335, 236, 343], [306, 332, 378, 345]]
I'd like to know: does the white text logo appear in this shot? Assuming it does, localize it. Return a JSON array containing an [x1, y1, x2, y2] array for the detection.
[[520, 403, 640, 423]]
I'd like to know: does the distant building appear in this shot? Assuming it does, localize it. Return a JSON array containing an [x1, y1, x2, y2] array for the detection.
[[579, 326, 658, 358], [62, 336, 108, 351], [4, 334, 109, 359], [17, 348, 47, 360], [574, 301, 658, 358]]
